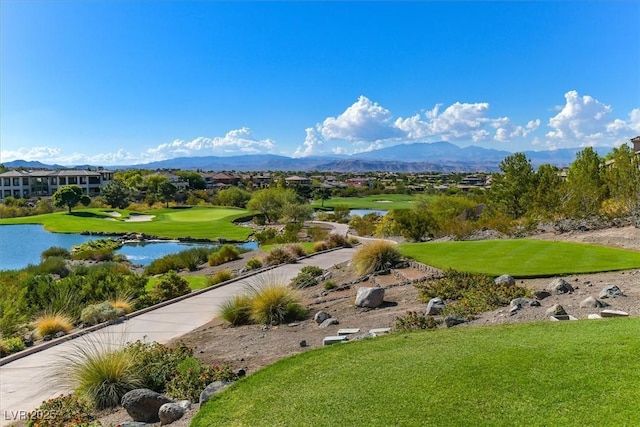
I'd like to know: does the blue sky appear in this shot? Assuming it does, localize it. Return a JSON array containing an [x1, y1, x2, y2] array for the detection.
[[1, 1, 639, 166]]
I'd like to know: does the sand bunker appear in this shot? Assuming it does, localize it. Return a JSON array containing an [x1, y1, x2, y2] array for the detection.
[[375, 200, 393, 203], [104, 211, 122, 217], [123, 214, 155, 222]]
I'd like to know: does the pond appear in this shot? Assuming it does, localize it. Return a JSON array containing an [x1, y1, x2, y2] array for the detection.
[[0, 224, 257, 271]]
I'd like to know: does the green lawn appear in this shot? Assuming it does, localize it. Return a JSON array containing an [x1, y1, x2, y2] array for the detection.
[[0, 206, 253, 241], [192, 319, 640, 426], [399, 239, 640, 277], [146, 275, 208, 291], [312, 194, 420, 210]]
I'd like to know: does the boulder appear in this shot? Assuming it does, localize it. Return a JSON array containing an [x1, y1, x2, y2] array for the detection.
[[426, 298, 446, 315], [549, 278, 574, 294], [579, 296, 606, 308], [545, 304, 567, 316], [121, 389, 174, 423], [199, 381, 232, 405], [319, 318, 339, 328], [159, 402, 186, 425], [444, 316, 466, 328], [494, 274, 515, 287], [532, 290, 551, 300], [600, 309, 629, 317], [314, 311, 331, 324], [599, 285, 625, 299], [354, 287, 385, 308]]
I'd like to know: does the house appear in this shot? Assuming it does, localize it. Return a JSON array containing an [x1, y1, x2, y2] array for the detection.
[[203, 172, 241, 188], [284, 175, 312, 186], [0, 168, 114, 199]]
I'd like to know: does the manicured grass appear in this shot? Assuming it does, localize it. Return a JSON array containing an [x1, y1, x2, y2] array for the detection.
[[312, 194, 420, 210], [192, 319, 640, 426], [0, 206, 252, 240], [146, 275, 208, 291], [399, 239, 640, 277]]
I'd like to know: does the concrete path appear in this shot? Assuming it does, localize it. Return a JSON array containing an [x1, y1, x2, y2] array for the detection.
[[0, 247, 355, 425]]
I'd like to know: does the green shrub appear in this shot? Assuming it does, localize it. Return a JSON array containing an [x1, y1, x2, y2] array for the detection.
[[152, 271, 190, 302], [0, 337, 26, 357], [249, 285, 307, 325], [307, 225, 328, 242], [26, 394, 96, 427], [145, 254, 184, 275], [323, 280, 338, 291], [208, 244, 241, 266], [165, 357, 237, 401], [71, 248, 115, 262], [219, 294, 254, 326], [41, 246, 70, 261], [127, 341, 193, 392], [394, 311, 441, 332], [263, 247, 296, 266], [289, 266, 324, 289], [0, 295, 28, 338], [245, 258, 263, 270], [25, 256, 70, 277], [34, 312, 74, 338], [80, 302, 118, 326], [352, 241, 402, 275], [254, 228, 277, 245], [59, 340, 143, 410], [207, 269, 234, 286], [415, 270, 529, 318]]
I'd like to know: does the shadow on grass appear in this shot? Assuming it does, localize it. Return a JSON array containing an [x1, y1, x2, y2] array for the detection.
[[67, 211, 107, 219]]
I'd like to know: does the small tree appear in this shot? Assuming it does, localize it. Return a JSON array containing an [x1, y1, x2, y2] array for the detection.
[[157, 181, 178, 208], [52, 185, 91, 213], [100, 179, 133, 209], [313, 186, 333, 208], [152, 271, 190, 302]]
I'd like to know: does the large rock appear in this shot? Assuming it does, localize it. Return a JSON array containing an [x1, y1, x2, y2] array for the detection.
[[494, 274, 515, 287], [318, 318, 339, 328], [355, 287, 385, 308], [159, 402, 187, 425], [579, 296, 606, 308], [549, 278, 574, 294], [532, 290, 551, 300], [199, 381, 232, 405], [600, 309, 629, 317], [121, 389, 173, 423], [426, 297, 445, 315], [510, 298, 540, 308], [599, 285, 625, 299], [314, 311, 331, 324], [546, 304, 567, 316]]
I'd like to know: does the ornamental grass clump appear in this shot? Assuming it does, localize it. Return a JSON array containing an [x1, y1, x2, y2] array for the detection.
[[286, 243, 307, 258], [245, 257, 263, 270], [56, 338, 143, 410], [249, 284, 307, 325], [207, 269, 234, 286], [208, 244, 241, 266], [352, 241, 402, 276], [219, 294, 253, 326], [289, 266, 324, 289], [325, 233, 352, 249], [33, 311, 74, 339], [263, 247, 296, 266]]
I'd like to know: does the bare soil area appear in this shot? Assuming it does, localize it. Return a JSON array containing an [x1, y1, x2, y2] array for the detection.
[[98, 226, 640, 426]]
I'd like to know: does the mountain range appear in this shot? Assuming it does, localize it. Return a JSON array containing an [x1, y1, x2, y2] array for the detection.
[[3, 141, 611, 172]]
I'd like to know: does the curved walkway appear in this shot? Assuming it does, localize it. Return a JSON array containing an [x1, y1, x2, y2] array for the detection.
[[0, 247, 356, 425]]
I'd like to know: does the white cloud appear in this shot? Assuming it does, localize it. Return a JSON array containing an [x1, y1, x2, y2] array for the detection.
[[318, 96, 404, 142], [143, 127, 276, 161], [295, 96, 540, 156], [543, 91, 639, 148]]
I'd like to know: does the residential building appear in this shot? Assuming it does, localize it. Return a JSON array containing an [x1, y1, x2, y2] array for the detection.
[[0, 169, 114, 200]]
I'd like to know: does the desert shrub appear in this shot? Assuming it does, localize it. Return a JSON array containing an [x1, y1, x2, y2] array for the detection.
[[127, 341, 193, 392], [80, 302, 118, 326], [250, 285, 307, 325], [33, 312, 74, 339], [352, 241, 402, 275], [312, 241, 328, 252], [26, 394, 96, 427], [394, 311, 442, 332], [286, 243, 307, 258], [59, 341, 143, 410], [349, 213, 381, 236], [219, 294, 254, 326], [41, 246, 70, 261], [0, 337, 26, 357], [323, 280, 338, 291], [110, 296, 133, 314], [333, 204, 350, 223], [415, 270, 529, 317], [71, 248, 114, 262], [307, 225, 328, 241], [208, 244, 241, 266], [0, 293, 28, 338], [25, 256, 70, 277], [254, 228, 278, 245], [145, 253, 185, 275], [165, 357, 237, 401], [289, 266, 324, 289], [263, 247, 296, 266], [151, 271, 190, 302], [245, 257, 263, 270], [207, 269, 234, 286], [325, 233, 352, 249]]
